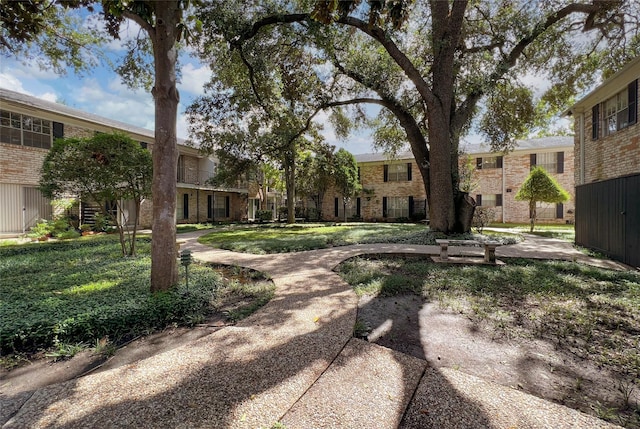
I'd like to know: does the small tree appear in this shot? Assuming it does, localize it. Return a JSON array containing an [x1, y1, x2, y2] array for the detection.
[[40, 132, 152, 256], [333, 149, 361, 222], [515, 166, 570, 232]]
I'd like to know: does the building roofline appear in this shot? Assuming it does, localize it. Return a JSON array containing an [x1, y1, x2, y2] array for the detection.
[[353, 136, 573, 162], [566, 56, 640, 116], [0, 88, 191, 147]]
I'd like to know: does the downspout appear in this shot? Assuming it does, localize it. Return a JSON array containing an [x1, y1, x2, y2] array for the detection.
[[196, 189, 200, 223]]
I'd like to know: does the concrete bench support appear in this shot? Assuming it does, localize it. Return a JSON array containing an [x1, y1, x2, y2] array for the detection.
[[435, 239, 501, 263]]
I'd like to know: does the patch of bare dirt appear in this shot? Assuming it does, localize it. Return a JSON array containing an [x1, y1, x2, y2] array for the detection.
[[356, 294, 640, 428]]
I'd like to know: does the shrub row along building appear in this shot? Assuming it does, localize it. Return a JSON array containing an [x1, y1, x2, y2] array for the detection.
[[1, 56, 638, 266]]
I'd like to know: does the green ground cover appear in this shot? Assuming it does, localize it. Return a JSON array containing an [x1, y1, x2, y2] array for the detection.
[[0, 235, 273, 360]]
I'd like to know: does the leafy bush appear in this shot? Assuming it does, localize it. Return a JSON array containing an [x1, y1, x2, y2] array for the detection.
[[256, 210, 273, 222], [57, 230, 81, 240], [27, 218, 74, 239]]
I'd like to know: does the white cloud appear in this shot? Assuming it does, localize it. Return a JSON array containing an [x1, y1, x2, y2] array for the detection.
[[0, 72, 30, 93], [0, 60, 57, 81], [69, 78, 155, 131], [179, 63, 210, 96], [39, 92, 58, 103], [177, 112, 190, 141]]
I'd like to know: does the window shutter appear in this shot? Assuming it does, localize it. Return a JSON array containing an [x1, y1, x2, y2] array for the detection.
[[476, 158, 482, 169], [530, 154, 537, 169], [476, 194, 482, 206], [408, 196, 414, 216], [52, 122, 64, 139], [497, 156, 503, 169], [183, 194, 189, 219], [592, 104, 599, 140], [382, 197, 387, 217], [496, 194, 502, 207], [557, 151, 564, 173], [629, 79, 638, 125], [556, 202, 564, 219], [334, 198, 339, 217], [407, 163, 412, 181], [225, 196, 230, 217], [356, 198, 361, 217], [383, 165, 388, 182]]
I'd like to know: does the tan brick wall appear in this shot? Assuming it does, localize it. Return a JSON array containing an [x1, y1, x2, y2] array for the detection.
[[345, 149, 577, 225], [0, 143, 48, 185], [502, 151, 575, 224], [322, 160, 427, 221], [576, 100, 640, 184]]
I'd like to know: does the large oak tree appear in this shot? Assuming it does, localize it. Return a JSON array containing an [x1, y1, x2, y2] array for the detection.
[[197, 0, 638, 233]]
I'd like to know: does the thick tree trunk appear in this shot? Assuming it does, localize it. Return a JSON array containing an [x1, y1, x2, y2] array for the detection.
[[150, 2, 180, 292], [427, 113, 456, 232]]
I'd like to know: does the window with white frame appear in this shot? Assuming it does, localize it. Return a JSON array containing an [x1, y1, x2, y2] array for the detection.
[[214, 195, 229, 218], [335, 197, 360, 219], [592, 79, 638, 139], [384, 196, 409, 218], [603, 89, 629, 136], [476, 156, 503, 169], [475, 194, 502, 207], [535, 152, 559, 173], [535, 202, 559, 220], [0, 110, 52, 149], [384, 163, 410, 181]]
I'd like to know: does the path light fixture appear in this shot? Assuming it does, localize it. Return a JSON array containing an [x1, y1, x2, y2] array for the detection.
[[180, 249, 192, 289]]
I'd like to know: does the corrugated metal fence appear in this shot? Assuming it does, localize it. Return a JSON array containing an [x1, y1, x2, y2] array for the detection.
[[575, 174, 640, 268]]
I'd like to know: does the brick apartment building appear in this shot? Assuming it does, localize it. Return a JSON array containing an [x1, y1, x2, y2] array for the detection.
[[322, 136, 575, 224], [1, 87, 578, 234], [567, 55, 639, 267], [0, 88, 258, 235]]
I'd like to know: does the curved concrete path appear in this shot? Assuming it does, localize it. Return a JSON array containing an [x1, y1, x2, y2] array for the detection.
[[2, 232, 627, 428]]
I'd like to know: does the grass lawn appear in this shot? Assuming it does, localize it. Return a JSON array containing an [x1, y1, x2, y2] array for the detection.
[[488, 222, 576, 241], [0, 235, 273, 363], [197, 222, 503, 254]]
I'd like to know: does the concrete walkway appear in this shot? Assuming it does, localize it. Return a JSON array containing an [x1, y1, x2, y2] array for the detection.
[[2, 232, 628, 428]]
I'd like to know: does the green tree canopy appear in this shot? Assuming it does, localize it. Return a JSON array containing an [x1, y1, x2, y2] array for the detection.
[[515, 166, 570, 232], [197, 0, 638, 234], [40, 132, 152, 255]]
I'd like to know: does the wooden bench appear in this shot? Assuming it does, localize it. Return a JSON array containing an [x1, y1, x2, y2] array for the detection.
[[435, 239, 501, 263]]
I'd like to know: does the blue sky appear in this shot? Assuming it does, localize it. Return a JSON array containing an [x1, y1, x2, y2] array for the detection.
[[2, 11, 567, 156], [0, 26, 379, 155]]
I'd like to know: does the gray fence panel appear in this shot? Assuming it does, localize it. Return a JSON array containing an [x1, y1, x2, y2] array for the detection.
[[576, 174, 640, 267]]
